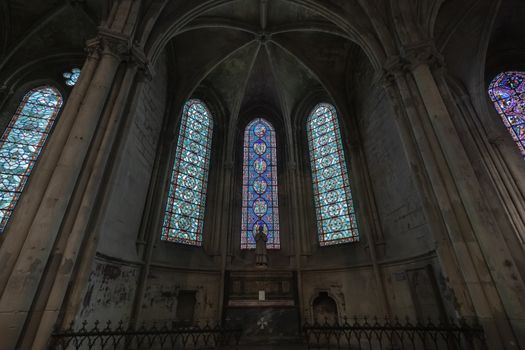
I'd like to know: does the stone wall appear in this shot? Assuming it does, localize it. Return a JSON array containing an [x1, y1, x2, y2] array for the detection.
[[78, 256, 140, 324], [349, 51, 434, 260], [140, 268, 222, 323]]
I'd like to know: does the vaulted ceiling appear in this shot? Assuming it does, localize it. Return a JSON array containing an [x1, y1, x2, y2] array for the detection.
[[0, 0, 523, 121], [167, 0, 364, 128]]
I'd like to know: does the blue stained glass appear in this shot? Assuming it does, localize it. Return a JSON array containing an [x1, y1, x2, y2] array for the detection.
[[241, 118, 280, 249], [161, 99, 213, 246], [488, 71, 525, 158], [0, 86, 63, 233], [307, 103, 359, 246], [63, 68, 81, 87]]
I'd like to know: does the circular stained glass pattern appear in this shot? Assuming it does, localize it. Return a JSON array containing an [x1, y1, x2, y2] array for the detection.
[[181, 203, 193, 215], [253, 178, 268, 194], [253, 198, 268, 216], [321, 154, 335, 168], [325, 191, 339, 204], [324, 178, 337, 191], [186, 152, 201, 165], [254, 158, 267, 174], [322, 166, 335, 179], [254, 123, 267, 137], [177, 216, 190, 230], [253, 140, 267, 155], [182, 190, 194, 202], [329, 217, 344, 231], [182, 176, 196, 189], [328, 203, 342, 216]]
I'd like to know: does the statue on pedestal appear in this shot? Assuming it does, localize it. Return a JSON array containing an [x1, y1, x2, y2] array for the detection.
[[254, 224, 268, 268]]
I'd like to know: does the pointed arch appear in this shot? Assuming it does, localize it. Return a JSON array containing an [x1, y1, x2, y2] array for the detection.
[[306, 103, 359, 246], [161, 99, 213, 246], [0, 85, 63, 233], [241, 118, 280, 249], [488, 71, 525, 158]]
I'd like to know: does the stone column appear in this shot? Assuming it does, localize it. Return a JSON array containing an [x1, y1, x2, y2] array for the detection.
[[30, 58, 144, 350], [0, 34, 125, 350], [383, 48, 524, 349]]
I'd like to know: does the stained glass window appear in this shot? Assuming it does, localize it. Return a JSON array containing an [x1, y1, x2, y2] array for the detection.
[[488, 71, 525, 158], [307, 103, 359, 246], [63, 68, 81, 86], [161, 99, 213, 246], [0, 86, 63, 233], [241, 118, 280, 249]]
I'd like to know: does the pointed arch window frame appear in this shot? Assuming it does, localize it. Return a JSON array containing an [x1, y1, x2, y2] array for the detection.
[[161, 99, 214, 246], [0, 85, 63, 233], [306, 102, 360, 246], [488, 71, 525, 158], [241, 117, 281, 250]]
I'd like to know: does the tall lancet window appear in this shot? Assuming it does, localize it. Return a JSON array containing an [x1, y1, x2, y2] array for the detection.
[[488, 71, 525, 158], [161, 99, 213, 246], [0, 86, 63, 233], [307, 103, 359, 246], [241, 118, 280, 249]]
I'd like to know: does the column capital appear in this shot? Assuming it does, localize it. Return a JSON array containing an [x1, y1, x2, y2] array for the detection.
[[380, 41, 445, 88], [402, 40, 444, 71], [85, 30, 152, 79], [380, 55, 408, 89], [85, 29, 131, 60]]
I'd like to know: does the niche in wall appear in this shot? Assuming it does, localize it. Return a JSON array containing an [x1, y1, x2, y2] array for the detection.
[[312, 292, 338, 324]]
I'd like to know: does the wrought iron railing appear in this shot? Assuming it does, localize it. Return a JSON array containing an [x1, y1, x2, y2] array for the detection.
[[49, 320, 242, 350], [303, 316, 486, 350]]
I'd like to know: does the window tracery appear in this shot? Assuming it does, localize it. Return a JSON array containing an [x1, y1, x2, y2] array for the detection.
[[161, 99, 213, 246], [241, 118, 280, 249], [307, 103, 359, 246]]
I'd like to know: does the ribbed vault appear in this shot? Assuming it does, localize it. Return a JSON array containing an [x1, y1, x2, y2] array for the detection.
[[165, 0, 368, 137]]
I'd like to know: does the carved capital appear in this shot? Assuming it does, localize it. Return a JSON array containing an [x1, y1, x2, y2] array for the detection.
[[85, 29, 131, 60], [403, 41, 444, 71], [85, 37, 102, 59], [380, 55, 409, 89]]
